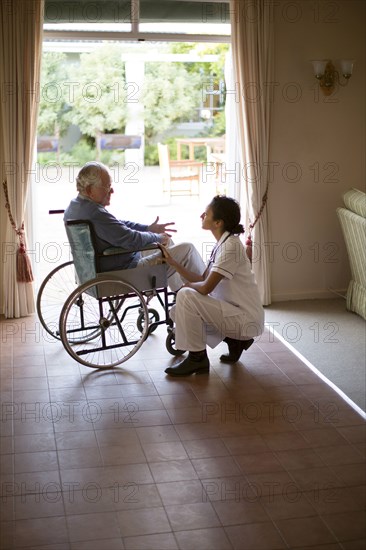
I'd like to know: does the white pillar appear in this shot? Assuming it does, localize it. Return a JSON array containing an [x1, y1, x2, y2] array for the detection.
[[124, 59, 145, 168]]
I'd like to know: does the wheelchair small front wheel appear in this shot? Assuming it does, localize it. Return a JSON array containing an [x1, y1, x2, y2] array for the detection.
[[137, 308, 160, 335], [166, 330, 185, 356]]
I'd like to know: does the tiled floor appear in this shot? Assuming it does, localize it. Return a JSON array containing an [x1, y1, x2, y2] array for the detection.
[[0, 314, 365, 549]]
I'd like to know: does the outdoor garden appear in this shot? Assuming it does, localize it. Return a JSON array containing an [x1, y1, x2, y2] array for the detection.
[[37, 41, 228, 167]]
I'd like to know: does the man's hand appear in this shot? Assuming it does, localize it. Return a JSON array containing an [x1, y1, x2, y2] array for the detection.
[[148, 216, 176, 235]]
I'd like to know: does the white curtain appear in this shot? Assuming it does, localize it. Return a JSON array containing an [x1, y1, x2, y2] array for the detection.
[[224, 49, 241, 201], [230, 0, 274, 305], [0, 0, 44, 318]]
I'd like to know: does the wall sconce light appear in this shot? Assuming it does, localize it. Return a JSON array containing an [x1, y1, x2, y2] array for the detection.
[[311, 59, 354, 96]]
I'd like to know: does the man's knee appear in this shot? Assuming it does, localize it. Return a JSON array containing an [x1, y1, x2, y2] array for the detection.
[[169, 242, 195, 257]]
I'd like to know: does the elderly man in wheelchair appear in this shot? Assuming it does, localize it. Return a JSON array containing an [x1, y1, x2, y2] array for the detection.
[[64, 162, 205, 289], [37, 162, 205, 369]]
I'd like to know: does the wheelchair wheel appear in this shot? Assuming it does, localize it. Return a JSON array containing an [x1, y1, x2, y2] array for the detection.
[[137, 308, 160, 335], [166, 329, 185, 356], [59, 277, 149, 369], [37, 261, 78, 341]]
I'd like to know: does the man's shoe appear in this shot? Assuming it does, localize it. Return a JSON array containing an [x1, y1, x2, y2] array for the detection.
[[165, 352, 209, 376], [220, 337, 254, 363]]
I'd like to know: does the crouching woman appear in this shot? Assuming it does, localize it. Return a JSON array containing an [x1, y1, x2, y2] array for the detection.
[[161, 195, 264, 376]]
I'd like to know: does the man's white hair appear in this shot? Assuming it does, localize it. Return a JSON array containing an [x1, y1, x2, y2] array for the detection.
[[76, 162, 110, 193]]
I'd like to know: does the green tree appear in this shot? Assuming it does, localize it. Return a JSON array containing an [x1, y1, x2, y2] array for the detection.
[[143, 62, 202, 140], [37, 52, 70, 136], [65, 45, 128, 158], [169, 42, 229, 78], [167, 43, 228, 138]]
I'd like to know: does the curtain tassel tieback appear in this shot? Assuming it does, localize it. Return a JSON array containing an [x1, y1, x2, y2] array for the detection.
[[2, 180, 34, 283], [246, 186, 269, 265], [16, 228, 34, 283], [245, 233, 253, 263]]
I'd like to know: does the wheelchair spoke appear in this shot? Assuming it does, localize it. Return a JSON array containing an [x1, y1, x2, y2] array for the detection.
[[36, 261, 77, 340], [59, 278, 149, 368]]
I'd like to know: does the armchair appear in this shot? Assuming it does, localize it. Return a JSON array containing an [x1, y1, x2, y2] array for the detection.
[[337, 188, 366, 320]]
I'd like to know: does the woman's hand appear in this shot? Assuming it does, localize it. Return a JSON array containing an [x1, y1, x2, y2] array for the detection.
[[156, 243, 176, 266], [157, 244, 205, 284], [183, 271, 224, 295]]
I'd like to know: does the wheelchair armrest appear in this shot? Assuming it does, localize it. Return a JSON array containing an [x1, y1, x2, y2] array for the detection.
[[102, 242, 163, 256]]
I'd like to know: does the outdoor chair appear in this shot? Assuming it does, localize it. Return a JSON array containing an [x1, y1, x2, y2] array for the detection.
[[158, 142, 202, 196]]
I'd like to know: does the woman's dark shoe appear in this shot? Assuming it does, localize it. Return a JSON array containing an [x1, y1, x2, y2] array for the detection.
[[165, 350, 209, 376], [220, 337, 254, 363]]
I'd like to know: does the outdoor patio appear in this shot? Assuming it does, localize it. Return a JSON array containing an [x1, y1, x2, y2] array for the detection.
[[33, 164, 220, 288]]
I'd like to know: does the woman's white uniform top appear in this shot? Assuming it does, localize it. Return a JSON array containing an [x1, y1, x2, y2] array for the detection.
[[209, 231, 264, 333]]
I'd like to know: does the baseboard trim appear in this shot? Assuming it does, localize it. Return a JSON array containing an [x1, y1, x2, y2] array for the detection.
[[271, 288, 348, 302]]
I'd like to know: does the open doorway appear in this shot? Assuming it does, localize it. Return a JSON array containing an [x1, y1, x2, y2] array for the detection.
[[33, 39, 231, 286]]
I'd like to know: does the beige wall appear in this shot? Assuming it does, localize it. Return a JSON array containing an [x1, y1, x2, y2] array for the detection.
[[0, 109, 5, 313], [269, 0, 365, 301], [1, 1, 365, 310]]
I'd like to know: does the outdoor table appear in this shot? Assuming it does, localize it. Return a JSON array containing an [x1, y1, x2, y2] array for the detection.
[[175, 137, 225, 161]]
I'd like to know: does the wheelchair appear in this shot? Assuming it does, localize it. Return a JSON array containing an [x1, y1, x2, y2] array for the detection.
[[36, 219, 184, 369]]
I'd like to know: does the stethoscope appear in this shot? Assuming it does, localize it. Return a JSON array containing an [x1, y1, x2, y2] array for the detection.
[[207, 232, 231, 269]]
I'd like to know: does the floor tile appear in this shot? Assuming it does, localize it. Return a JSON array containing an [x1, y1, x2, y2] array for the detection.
[[274, 448, 327, 471], [174, 527, 232, 550], [340, 542, 366, 550], [222, 434, 270, 455], [136, 425, 180, 444], [100, 444, 146, 466], [150, 459, 198, 483], [234, 451, 285, 474], [192, 456, 242, 478], [58, 447, 104, 469], [1, 311, 365, 549], [259, 493, 317, 520], [55, 430, 99, 450], [212, 498, 269, 525], [71, 539, 124, 549], [67, 511, 121, 542], [306, 486, 366, 516], [123, 533, 178, 549], [116, 507, 171, 537], [225, 521, 287, 549], [14, 432, 56, 453], [262, 431, 310, 451], [313, 444, 365, 466], [183, 437, 229, 459], [63, 488, 117, 515], [2, 516, 69, 547], [113, 483, 162, 511], [14, 451, 59, 473], [165, 501, 220, 531], [200, 475, 252, 502], [274, 516, 338, 547], [142, 440, 188, 462], [157, 479, 205, 505], [329, 463, 366, 486], [14, 494, 65, 520]]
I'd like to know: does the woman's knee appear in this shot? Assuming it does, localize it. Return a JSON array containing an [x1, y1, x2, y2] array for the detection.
[[176, 287, 207, 316], [176, 287, 195, 307], [177, 288, 208, 315]]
